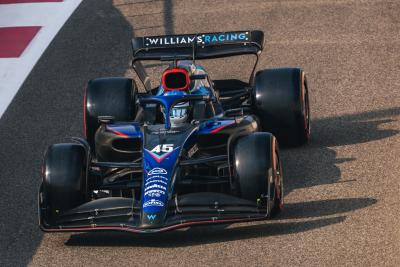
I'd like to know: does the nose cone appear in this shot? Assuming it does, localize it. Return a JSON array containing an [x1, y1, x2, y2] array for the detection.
[[141, 147, 181, 229], [140, 211, 165, 228]]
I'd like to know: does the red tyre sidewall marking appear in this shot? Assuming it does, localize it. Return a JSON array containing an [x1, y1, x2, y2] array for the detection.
[[301, 71, 310, 139], [272, 136, 283, 209]]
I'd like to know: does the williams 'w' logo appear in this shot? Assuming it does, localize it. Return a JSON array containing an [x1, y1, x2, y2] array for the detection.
[[147, 214, 157, 221]]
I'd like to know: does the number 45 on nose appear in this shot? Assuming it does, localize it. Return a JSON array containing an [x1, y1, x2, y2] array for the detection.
[[151, 144, 174, 153]]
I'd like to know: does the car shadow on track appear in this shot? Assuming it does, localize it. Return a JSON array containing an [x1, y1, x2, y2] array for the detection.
[[282, 107, 400, 194], [65, 106, 399, 247]]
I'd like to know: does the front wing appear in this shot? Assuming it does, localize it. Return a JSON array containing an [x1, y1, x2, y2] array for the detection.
[[39, 193, 271, 234]]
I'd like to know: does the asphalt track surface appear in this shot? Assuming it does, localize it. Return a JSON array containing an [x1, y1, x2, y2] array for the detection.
[[0, 0, 399, 266]]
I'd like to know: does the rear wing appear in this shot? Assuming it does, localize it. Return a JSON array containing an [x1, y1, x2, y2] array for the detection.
[[131, 30, 264, 90], [131, 30, 264, 62]]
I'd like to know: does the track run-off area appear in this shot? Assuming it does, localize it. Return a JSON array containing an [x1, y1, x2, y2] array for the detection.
[[0, 0, 399, 266]]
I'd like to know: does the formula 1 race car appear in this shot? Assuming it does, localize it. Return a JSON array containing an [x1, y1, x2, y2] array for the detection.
[[38, 30, 310, 233]]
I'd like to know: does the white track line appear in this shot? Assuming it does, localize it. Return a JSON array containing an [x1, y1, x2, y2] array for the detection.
[[0, 0, 82, 119]]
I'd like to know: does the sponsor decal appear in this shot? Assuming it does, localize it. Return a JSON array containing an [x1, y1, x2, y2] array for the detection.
[[144, 167, 169, 207], [144, 189, 166, 197], [147, 214, 157, 221], [143, 199, 164, 208], [150, 129, 180, 135], [201, 32, 249, 44], [144, 31, 250, 47], [145, 184, 167, 191], [142, 145, 181, 211], [146, 175, 168, 181], [145, 36, 201, 46], [148, 167, 167, 176], [145, 179, 168, 186], [187, 144, 199, 158]]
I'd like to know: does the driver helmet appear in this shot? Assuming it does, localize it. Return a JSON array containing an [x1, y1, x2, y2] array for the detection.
[[162, 90, 190, 127]]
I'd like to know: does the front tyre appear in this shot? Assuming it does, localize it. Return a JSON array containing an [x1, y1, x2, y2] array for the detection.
[[233, 132, 283, 217], [270, 146, 283, 216], [40, 143, 87, 224]]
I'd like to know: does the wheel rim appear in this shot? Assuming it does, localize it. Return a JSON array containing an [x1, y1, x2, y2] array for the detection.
[[274, 149, 283, 209]]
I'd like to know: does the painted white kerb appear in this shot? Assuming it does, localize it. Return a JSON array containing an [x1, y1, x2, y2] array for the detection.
[[0, 0, 83, 119]]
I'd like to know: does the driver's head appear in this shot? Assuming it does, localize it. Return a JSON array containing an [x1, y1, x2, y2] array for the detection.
[[161, 90, 190, 128]]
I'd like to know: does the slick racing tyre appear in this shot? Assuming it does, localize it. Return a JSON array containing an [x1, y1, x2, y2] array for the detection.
[[234, 132, 283, 217], [84, 77, 137, 151], [253, 68, 310, 147], [40, 143, 87, 223]]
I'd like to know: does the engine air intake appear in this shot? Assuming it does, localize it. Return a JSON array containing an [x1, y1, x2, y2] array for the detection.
[[162, 68, 190, 91]]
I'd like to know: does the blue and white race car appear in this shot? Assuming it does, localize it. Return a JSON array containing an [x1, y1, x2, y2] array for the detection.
[[39, 30, 310, 233]]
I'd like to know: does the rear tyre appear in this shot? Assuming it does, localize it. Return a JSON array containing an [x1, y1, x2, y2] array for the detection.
[[40, 143, 87, 223], [85, 77, 137, 151], [233, 132, 283, 217], [253, 68, 310, 147]]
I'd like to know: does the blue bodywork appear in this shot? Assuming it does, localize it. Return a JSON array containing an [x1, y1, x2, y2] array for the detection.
[[106, 88, 236, 227], [103, 61, 240, 227]]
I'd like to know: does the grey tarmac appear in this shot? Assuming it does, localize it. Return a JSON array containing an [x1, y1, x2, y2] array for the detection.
[[0, 0, 399, 266]]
